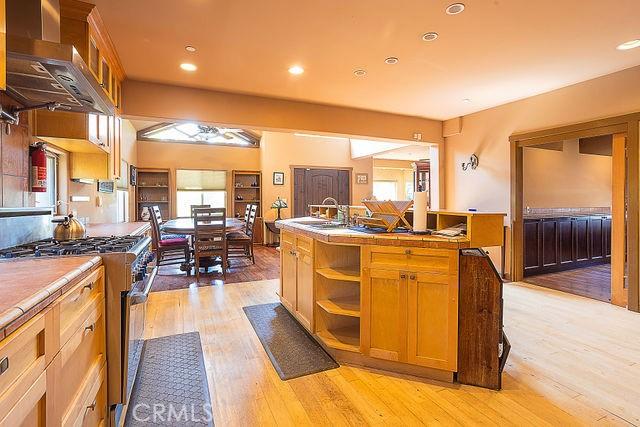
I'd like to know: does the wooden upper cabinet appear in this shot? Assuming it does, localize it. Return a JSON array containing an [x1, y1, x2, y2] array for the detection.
[[60, 0, 125, 112]]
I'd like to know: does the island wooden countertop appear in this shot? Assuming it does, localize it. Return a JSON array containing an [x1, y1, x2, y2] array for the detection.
[[275, 217, 470, 249], [86, 221, 150, 237], [0, 256, 102, 340]]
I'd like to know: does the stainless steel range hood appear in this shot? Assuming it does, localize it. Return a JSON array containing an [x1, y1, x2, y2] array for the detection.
[[5, 0, 115, 115]]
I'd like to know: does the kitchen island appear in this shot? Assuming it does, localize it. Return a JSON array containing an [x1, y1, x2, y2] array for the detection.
[[276, 211, 508, 389]]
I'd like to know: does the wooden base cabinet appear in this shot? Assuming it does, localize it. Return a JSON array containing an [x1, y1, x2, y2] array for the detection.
[[0, 266, 107, 427], [361, 246, 458, 372], [279, 232, 314, 331]]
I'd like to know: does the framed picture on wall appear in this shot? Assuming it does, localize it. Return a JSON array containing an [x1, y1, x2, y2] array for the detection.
[[356, 173, 368, 184], [273, 172, 285, 185]]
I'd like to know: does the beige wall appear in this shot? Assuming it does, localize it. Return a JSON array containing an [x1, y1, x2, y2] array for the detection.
[[260, 132, 373, 220], [444, 65, 640, 273], [523, 140, 612, 209], [68, 119, 138, 223], [123, 80, 443, 144], [135, 139, 261, 217]]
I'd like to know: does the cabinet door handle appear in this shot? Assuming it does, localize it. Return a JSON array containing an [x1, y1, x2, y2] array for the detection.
[[400, 274, 407, 279], [409, 275, 416, 280], [0, 357, 8, 376], [85, 323, 95, 333], [86, 399, 97, 411], [84, 281, 94, 291], [404, 249, 412, 255]]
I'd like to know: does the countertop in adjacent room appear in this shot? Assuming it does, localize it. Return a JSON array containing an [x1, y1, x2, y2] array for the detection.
[[85, 221, 151, 237], [0, 256, 102, 340]]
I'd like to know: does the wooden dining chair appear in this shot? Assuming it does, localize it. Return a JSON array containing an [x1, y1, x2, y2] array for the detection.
[[193, 207, 228, 281], [152, 206, 185, 239], [149, 205, 191, 272], [191, 204, 211, 217], [227, 204, 257, 264]]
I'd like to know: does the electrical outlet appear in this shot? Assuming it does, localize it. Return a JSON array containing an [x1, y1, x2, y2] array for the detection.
[[413, 132, 422, 141]]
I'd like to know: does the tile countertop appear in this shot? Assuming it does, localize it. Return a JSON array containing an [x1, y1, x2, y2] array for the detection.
[[275, 217, 470, 249], [0, 256, 102, 340], [523, 213, 612, 220], [85, 221, 151, 237]]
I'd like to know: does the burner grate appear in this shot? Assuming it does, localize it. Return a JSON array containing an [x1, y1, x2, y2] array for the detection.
[[0, 235, 145, 258]]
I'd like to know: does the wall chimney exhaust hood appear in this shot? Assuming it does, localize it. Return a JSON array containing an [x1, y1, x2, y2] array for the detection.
[[5, 0, 114, 116]]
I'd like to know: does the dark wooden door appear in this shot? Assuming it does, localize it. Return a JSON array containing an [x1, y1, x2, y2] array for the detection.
[[590, 217, 605, 260], [558, 218, 574, 267], [542, 219, 558, 267], [293, 168, 350, 217], [574, 217, 590, 262], [523, 220, 541, 273]]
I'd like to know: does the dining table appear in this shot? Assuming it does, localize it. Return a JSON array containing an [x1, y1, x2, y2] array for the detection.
[[161, 217, 245, 235]]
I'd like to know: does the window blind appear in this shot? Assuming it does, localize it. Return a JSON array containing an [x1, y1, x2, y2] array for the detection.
[[176, 169, 226, 191]]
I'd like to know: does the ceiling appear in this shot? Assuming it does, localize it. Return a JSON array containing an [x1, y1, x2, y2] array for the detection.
[[90, 0, 640, 120]]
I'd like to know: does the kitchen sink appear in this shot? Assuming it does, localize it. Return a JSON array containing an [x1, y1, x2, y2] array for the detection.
[[308, 222, 347, 230]]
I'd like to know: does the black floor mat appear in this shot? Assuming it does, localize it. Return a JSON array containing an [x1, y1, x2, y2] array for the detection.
[[125, 332, 214, 426], [243, 303, 339, 380]]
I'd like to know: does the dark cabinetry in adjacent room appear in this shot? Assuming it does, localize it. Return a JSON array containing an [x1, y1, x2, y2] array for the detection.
[[524, 215, 611, 276]]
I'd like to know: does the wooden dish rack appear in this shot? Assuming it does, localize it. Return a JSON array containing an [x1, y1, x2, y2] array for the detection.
[[359, 200, 414, 232]]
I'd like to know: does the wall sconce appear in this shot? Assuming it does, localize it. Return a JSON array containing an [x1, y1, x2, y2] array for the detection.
[[461, 154, 479, 171]]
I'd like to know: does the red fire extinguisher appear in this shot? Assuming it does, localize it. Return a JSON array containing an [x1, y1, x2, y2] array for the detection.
[[30, 143, 47, 193]]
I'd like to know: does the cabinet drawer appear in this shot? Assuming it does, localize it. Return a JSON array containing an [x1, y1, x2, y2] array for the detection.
[[281, 231, 295, 246], [0, 369, 46, 427], [365, 246, 454, 273], [59, 300, 106, 422], [0, 311, 47, 418], [59, 267, 104, 346], [295, 235, 313, 255], [62, 361, 106, 427]]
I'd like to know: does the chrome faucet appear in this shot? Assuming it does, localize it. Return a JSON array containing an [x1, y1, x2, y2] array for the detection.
[[321, 197, 350, 225]]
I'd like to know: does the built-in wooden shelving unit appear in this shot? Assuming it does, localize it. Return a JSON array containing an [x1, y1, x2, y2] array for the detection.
[[232, 170, 262, 218], [136, 169, 171, 221], [314, 241, 361, 353]]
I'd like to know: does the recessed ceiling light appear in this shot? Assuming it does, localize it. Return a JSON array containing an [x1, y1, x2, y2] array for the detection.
[[354, 69, 367, 77], [463, 98, 471, 103], [288, 65, 304, 75], [180, 63, 197, 71], [185, 45, 197, 52], [617, 39, 640, 51], [384, 57, 399, 65], [422, 32, 439, 42], [446, 3, 465, 15]]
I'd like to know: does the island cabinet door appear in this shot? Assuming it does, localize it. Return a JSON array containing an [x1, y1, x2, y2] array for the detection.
[[295, 242, 314, 332], [360, 268, 408, 362], [407, 271, 458, 372], [280, 239, 298, 313]]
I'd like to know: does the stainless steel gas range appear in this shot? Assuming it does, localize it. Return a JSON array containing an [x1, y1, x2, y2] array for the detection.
[[0, 228, 156, 427]]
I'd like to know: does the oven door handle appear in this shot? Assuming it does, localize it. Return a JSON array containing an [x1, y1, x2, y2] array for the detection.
[[130, 266, 158, 306]]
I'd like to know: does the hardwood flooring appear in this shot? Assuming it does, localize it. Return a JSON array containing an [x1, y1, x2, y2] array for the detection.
[[525, 264, 611, 302], [145, 278, 640, 426], [151, 245, 280, 292]]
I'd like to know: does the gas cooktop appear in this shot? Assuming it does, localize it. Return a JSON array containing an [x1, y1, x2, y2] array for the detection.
[[0, 235, 146, 258]]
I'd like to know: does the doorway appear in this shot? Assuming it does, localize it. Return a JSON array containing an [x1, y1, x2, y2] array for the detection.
[[292, 167, 351, 217], [520, 136, 621, 302], [510, 114, 640, 312]]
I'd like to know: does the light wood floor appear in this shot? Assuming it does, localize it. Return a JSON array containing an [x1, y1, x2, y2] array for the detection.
[[144, 279, 640, 426]]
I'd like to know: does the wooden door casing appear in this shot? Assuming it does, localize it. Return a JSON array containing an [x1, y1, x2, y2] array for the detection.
[[292, 168, 350, 217], [360, 267, 407, 362]]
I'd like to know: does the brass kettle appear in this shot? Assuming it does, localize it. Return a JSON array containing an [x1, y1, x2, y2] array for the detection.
[[53, 213, 86, 241]]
